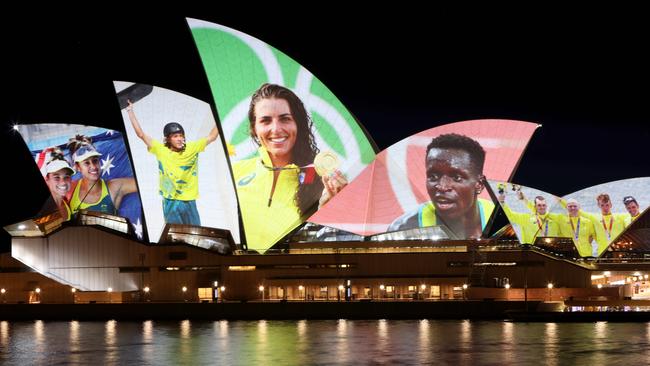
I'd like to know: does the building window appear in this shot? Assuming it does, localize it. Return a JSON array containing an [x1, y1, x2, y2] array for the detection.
[[430, 285, 440, 298]]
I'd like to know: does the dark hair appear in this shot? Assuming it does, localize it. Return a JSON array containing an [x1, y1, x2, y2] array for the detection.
[[426, 133, 486, 175], [623, 196, 638, 205], [534, 196, 546, 204], [67, 134, 94, 157], [248, 83, 323, 217]]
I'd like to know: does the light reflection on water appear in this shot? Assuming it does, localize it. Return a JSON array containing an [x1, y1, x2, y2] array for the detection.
[[1, 320, 650, 364]]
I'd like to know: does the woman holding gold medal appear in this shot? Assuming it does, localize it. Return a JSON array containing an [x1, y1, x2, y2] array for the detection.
[[233, 83, 347, 252]]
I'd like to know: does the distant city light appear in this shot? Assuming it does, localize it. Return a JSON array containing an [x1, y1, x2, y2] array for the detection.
[[143, 286, 150, 293], [505, 284, 511, 289], [182, 286, 187, 292], [547, 283, 554, 289]]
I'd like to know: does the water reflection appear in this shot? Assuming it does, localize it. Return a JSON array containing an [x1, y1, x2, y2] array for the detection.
[[501, 321, 515, 365], [544, 322, 558, 366], [418, 319, 431, 364], [0, 321, 8, 348], [104, 320, 118, 364], [1, 319, 650, 364], [68, 321, 80, 364], [336, 319, 350, 364], [179, 320, 192, 361], [459, 319, 472, 364], [142, 320, 153, 362]]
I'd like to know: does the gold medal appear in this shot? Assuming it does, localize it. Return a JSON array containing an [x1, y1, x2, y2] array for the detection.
[[314, 151, 339, 176]]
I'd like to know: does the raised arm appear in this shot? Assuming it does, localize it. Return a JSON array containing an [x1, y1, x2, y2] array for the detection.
[[126, 100, 153, 149], [206, 126, 220, 145]]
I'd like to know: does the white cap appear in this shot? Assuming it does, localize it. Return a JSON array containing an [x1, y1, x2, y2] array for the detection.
[[45, 159, 75, 175], [72, 144, 102, 163]]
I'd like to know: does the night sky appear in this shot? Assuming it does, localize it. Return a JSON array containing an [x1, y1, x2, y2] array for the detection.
[[1, 11, 648, 251]]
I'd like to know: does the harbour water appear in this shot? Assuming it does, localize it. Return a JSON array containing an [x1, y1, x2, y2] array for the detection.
[[1, 319, 649, 365]]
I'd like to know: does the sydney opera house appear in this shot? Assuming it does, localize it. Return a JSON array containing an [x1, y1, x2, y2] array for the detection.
[[1, 18, 649, 308]]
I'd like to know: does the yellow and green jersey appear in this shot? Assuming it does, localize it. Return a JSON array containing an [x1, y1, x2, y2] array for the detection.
[[550, 214, 597, 257], [233, 147, 302, 253], [501, 204, 561, 244], [419, 198, 495, 233], [625, 213, 641, 227], [579, 211, 627, 255], [149, 138, 207, 201]]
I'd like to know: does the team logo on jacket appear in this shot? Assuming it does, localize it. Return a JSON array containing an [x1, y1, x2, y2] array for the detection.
[[238, 173, 256, 186]]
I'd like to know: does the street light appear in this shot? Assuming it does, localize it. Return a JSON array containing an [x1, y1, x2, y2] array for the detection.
[[420, 284, 427, 300], [143, 286, 150, 302], [182, 286, 188, 302], [259, 285, 265, 301], [298, 285, 305, 300], [462, 284, 468, 300], [1, 288, 6, 303], [504, 283, 510, 300], [597, 284, 603, 289], [379, 284, 385, 300], [547, 283, 554, 301], [338, 285, 344, 302]]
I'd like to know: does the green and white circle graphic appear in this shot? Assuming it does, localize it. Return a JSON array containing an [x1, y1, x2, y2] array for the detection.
[[188, 18, 375, 178]]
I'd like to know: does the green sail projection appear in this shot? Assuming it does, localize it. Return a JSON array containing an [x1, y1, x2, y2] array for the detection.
[[188, 18, 376, 252]]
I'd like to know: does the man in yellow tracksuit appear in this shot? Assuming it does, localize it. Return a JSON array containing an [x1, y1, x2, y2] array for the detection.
[[498, 190, 561, 244], [557, 194, 626, 256], [623, 195, 642, 227], [577, 194, 627, 255], [555, 199, 597, 257]]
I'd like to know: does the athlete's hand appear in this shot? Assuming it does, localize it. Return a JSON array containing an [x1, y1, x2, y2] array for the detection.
[[319, 170, 348, 208]]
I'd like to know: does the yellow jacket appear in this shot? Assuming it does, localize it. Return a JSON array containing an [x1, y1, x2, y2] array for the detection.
[[233, 147, 302, 252], [420, 198, 495, 237], [548, 213, 597, 257], [501, 203, 561, 244], [579, 211, 627, 255]]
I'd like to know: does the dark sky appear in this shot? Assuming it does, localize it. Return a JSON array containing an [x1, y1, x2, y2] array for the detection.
[[1, 11, 649, 250]]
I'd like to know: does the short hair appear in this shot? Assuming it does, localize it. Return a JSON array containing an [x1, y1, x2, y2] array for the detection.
[[534, 196, 546, 204], [596, 193, 611, 204], [623, 196, 638, 206], [426, 133, 486, 174]]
